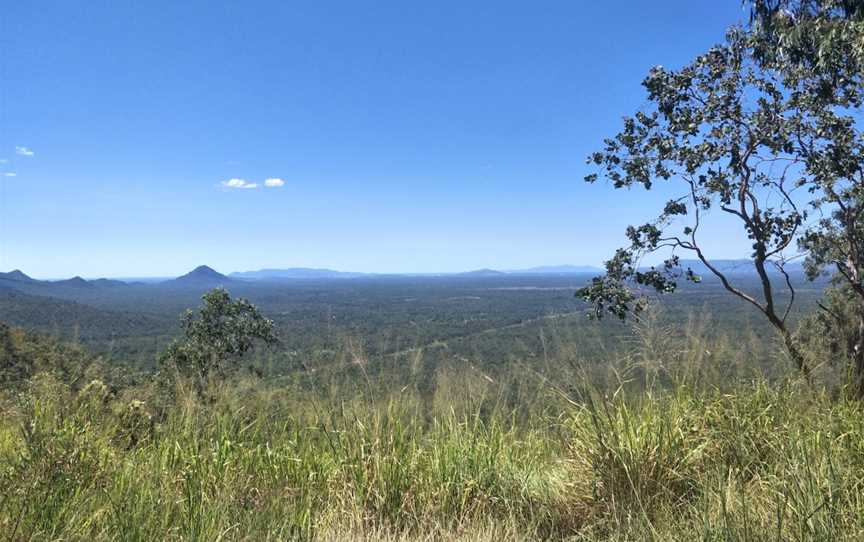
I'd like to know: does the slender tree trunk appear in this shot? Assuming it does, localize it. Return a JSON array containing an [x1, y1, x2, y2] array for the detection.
[[779, 325, 811, 380], [852, 311, 864, 399], [751, 248, 811, 379], [760, 304, 813, 380]]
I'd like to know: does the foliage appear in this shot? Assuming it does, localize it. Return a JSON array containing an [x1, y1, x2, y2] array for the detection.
[[3, 322, 864, 540], [0, 321, 134, 391], [796, 281, 864, 390], [579, 5, 864, 382], [748, 0, 864, 76], [745, 0, 864, 394], [158, 288, 277, 382]]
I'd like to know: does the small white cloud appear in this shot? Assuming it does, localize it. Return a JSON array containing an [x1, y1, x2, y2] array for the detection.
[[221, 178, 258, 189], [0, 159, 7, 164], [264, 177, 285, 188], [15, 146, 34, 157], [2, 172, 16, 177]]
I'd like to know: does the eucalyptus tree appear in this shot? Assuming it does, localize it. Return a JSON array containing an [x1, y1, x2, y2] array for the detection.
[[747, 0, 864, 393], [748, 0, 864, 73], [578, 14, 864, 382], [159, 288, 277, 384]]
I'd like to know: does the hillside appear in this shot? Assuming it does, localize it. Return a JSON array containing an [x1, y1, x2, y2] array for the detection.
[[0, 271, 130, 298], [0, 287, 172, 341]]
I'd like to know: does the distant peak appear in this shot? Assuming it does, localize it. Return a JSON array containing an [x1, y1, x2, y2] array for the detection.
[[174, 265, 230, 283], [1, 269, 35, 282], [53, 276, 95, 288], [185, 265, 224, 276], [460, 268, 505, 276]]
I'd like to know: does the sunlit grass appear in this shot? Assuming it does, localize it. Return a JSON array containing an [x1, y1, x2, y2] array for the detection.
[[2, 325, 864, 540]]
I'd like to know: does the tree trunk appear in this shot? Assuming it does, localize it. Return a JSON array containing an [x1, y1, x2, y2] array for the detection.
[[851, 311, 864, 399], [779, 327, 811, 381]]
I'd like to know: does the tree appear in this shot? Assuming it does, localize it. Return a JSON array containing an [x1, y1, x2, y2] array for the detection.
[[581, 3, 864, 391], [159, 288, 277, 383], [797, 282, 859, 377], [748, 0, 864, 395], [578, 27, 815, 374], [747, 0, 864, 75]]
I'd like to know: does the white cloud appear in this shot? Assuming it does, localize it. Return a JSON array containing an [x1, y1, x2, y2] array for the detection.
[[2, 172, 16, 177], [264, 177, 285, 188], [15, 146, 34, 157], [221, 178, 258, 189], [0, 159, 7, 164]]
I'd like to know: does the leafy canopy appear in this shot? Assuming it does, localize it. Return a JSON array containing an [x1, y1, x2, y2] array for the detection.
[[578, 6, 864, 376], [159, 288, 277, 380]]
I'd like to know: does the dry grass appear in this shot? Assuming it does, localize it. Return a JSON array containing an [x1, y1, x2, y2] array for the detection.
[[2, 323, 863, 541]]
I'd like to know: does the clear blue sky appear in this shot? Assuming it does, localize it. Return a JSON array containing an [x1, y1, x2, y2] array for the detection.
[[1, 1, 750, 278]]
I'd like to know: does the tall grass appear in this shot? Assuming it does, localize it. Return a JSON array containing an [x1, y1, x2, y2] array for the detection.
[[2, 321, 864, 540]]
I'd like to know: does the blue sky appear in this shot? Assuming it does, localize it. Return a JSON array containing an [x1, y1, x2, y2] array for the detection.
[[1, 1, 750, 278]]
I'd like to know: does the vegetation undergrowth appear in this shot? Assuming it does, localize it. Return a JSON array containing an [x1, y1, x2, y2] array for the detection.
[[3, 318, 864, 541]]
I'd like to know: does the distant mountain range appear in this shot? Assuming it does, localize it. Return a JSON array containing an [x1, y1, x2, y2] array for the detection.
[[677, 259, 805, 276], [0, 260, 810, 289], [230, 268, 368, 280], [0, 269, 132, 293], [232, 265, 603, 279], [457, 268, 507, 277], [505, 265, 603, 275]]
